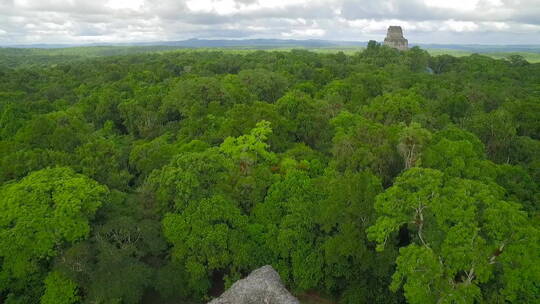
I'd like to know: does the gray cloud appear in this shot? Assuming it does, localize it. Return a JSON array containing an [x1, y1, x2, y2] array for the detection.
[[0, 0, 538, 44]]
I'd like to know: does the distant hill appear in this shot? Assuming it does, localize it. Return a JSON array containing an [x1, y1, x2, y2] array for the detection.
[[416, 43, 540, 53], [4, 38, 539, 53], [3, 39, 363, 49]]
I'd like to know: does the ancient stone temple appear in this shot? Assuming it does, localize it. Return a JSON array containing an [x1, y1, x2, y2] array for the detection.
[[384, 26, 408, 50]]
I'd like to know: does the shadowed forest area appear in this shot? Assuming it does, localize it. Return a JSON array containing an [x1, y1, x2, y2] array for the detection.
[[0, 42, 539, 303]]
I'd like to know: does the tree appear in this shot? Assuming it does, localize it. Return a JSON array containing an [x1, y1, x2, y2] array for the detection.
[[253, 170, 324, 291], [220, 120, 277, 212], [218, 102, 290, 151], [363, 91, 424, 125], [162, 76, 244, 121], [405, 46, 430, 72], [40, 272, 79, 304], [368, 168, 539, 303], [316, 169, 398, 302], [0, 168, 108, 301], [117, 85, 166, 138], [147, 148, 231, 213], [466, 109, 517, 163], [330, 111, 402, 185], [0, 147, 73, 183], [275, 90, 331, 149], [128, 134, 181, 183], [238, 69, 289, 103], [502, 99, 540, 139], [397, 122, 432, 169], [220, 120, 276, 167], [163, 195, 251, 298], [365, 40, 381, 55], [0, 167, 108, 278], [495, 164, 539, 214], [84, 240, 153, 304], [318, 73, 383, 113], [78, 87, 125, 129], [428, 54, 458, 74], [421, 138, 495, 180], [14, 110, 92, 152], [505, 54, 529, 67], [76, 136, 132, 190], [0, 102, 29, 140], [50, 191, 168, 304]]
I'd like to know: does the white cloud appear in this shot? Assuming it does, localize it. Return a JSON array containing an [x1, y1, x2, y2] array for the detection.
[[442, 20, 479, 32], [186, 0, 241, 15], [424, 0, 479, 11], [282, 28, 325, 38], [0, 0, 539, 44], [185, 0, 318, 15], [106, 0, 145, 10], [482, 21, 509, 30]]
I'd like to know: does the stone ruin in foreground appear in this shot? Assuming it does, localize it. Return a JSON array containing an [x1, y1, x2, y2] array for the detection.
[[208, 266, 299, 304], [384, 26, 409, 51]]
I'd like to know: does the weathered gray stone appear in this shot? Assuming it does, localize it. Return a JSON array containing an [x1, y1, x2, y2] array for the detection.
[[384, 26, 409, 51], [208, 266, 299, 304]]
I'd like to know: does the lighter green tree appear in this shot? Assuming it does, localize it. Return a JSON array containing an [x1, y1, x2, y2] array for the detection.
[[163, 195, 251, 298], [397, 122, 432, 169], [40, 272, 79, 304], [220, 120, 277, 170], [0, 167, 108, 303], [0, 167, 108, 280], [368, 168, 539, 303]]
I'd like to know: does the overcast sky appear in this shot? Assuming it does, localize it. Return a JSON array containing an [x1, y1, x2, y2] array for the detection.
[[1, 0, 539, 45]]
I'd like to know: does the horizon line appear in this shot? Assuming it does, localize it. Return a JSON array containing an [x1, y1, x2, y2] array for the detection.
[[2, 38, 540, 48]]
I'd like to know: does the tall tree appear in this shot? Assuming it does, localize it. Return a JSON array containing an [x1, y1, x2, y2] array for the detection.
[[368, 168, 539, 303], [0, 167, 108, 301]]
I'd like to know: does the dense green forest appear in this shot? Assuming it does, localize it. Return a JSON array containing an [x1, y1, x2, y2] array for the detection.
[[0, 42, 539, 304]]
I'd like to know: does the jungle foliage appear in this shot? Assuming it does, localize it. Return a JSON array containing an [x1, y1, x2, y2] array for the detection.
[[0, 43, 539, 303]]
